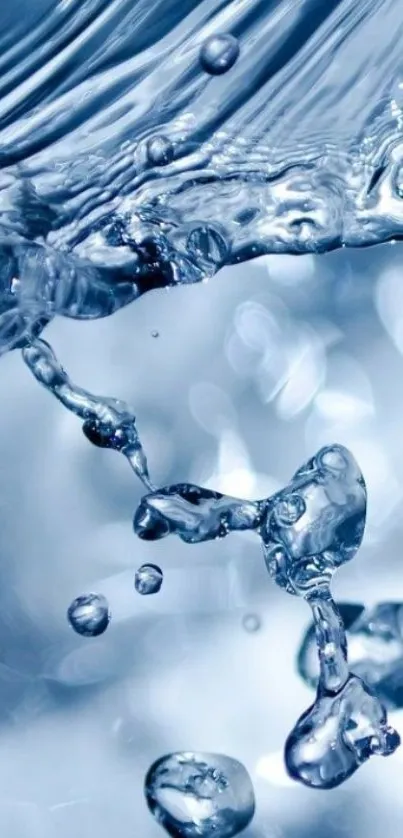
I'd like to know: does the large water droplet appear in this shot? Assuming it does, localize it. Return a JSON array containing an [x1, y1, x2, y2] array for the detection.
[[135, 563, 163, 595], [67, 593, 110, 637], [145, 752, 255, 837], [199, 34, 240, 76]]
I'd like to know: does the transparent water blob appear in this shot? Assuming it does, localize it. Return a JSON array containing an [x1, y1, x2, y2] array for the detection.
[[134, 563, 163, 595], [67, 593, 110, 637], [145, 752, 255, 837], [199, 34, 240, 76]]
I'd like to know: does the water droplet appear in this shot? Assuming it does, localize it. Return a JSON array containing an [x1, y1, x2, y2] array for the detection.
[[242, 614, 261, 633], [145, 752, 255, 838], [67, 593, 110, 637], [200, 34, 240, 76], [135, 563, 163, 595], [146, 136, 174, 166]]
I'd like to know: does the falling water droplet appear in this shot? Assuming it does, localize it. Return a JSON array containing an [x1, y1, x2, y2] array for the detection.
[[242, 614, 261, 633], [135, 563, 163, 595], [199, 34, 240, 76], [67, 593, 110, 637], [146, 136, 174, 166], [145, 751, 255, 838]]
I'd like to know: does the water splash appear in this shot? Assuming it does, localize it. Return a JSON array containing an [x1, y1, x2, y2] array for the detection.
[[144, 752, 255, 837], [18, 342, 400, 789], [1, 0, 403, 351], [133, 444, 400, 788], [298, 600, 403, 710]]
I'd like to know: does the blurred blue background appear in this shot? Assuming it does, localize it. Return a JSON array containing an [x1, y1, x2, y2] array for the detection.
[[0, 242, 403, 836]]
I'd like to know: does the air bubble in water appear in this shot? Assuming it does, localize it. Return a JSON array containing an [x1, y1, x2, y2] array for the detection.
[[242, 614, 261, 633], [145, 751, 255, 838], [199, 34, 240, 76], [135, 563, 163, 595], [146, 136, 174, 166], [67, 593, 110, 637]]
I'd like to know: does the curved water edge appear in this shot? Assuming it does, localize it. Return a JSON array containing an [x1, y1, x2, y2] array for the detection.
[[1, 0, 403, 351]]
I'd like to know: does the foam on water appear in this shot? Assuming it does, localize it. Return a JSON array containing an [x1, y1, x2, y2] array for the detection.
[[1, 0, 403, 351]]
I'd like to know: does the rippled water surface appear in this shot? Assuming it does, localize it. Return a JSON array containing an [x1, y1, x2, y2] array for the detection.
[[1, 0, 403, 351]]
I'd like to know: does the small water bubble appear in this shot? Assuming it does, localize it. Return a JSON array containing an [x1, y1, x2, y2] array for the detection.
[[146, 136, 174, 166], [242, 614, 261, 633], [145, 752, 255, 838], [134, 563, 163, 595], [200, 34, 240, 76], [67, 593, 110, 637]]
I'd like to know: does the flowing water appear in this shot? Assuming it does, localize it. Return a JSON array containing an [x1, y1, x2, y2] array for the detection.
[[1, 0, 403, 354]]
